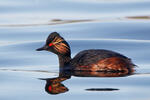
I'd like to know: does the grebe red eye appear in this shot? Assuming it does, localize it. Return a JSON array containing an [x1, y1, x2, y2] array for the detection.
[[48, 85, 52, 92], [49, 43, 53, 47]]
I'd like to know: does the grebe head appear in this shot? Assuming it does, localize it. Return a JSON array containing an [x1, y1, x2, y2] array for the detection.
[[36, 32, 71, 56]]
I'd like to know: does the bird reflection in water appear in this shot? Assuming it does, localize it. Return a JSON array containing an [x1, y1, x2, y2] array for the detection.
[[40, 71, 71, 95], [40, 69, 133, 95]]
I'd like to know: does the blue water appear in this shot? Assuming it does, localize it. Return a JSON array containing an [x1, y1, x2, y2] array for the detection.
[[0, 0, 150, 100]]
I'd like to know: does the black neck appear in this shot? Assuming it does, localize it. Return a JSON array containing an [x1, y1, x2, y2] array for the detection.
[[58, 55, 71, 68]]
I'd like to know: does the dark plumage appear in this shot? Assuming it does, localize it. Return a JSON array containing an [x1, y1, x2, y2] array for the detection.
[[71, 49, 128, 67], [36, 32, 135, 74]]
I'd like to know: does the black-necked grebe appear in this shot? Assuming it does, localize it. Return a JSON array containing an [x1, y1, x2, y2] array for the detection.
[[36, 32, 135, 74]]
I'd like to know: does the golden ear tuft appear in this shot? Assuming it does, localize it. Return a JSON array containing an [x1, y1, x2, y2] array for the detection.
[[54, 42, 70, 54], [52, 36, 64, 45]]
